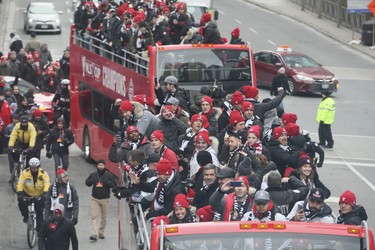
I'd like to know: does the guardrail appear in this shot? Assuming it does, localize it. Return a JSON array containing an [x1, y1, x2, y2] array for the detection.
[[289, 0, 373, 32]]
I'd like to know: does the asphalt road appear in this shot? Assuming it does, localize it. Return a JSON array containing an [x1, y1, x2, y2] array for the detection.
[[0, 0, 375, 249]]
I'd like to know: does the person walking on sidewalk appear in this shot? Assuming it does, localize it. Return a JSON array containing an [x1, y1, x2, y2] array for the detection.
[[85, 159, 117, 241], [38, 203, 79, 250], [316, 91, 335, 148]]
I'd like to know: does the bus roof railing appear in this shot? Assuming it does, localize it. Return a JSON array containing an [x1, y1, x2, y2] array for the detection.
[[72, 29, 150, 77]]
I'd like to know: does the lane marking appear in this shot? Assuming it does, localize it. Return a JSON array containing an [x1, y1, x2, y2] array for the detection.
[[346, 163, 375, 192], [249, 27, 258, 34], [67, 8, 71, 14], [234, 19, 241, 24], [324, 160, 375, 168], [309, 132, 375, 139], [326, 156, 375, 162], [218, 10, 225, 15], [65, 1, 70, 5], [69, 18, 73, 23], [267, 40, 276, 46]]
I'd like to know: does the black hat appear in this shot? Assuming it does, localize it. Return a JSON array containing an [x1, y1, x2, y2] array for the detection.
[[20, 116, 28, 123], [139, 21, 147, 28], [197, 151, 212, 167], [146, 153, 161, 164], [97, 159, 106, 165], [237, 163, 251, 176], [216, 167, 236, 179], [308, 188, 325, 202]]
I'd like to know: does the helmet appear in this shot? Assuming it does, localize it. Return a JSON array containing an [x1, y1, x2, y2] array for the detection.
[[61, 79, 70, 85], [29, 157, 40, 168]]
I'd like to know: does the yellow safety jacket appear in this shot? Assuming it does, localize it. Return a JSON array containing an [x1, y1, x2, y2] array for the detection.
[[316, 97, 335, 125], [17, 168, 50, 196], [8, 122, 37, 147]]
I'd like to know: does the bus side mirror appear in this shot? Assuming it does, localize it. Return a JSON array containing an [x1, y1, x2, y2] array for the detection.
[[214, 10, 219, 21]]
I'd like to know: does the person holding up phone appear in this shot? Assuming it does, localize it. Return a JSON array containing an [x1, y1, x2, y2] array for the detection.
[[209, 176, 252, 221]]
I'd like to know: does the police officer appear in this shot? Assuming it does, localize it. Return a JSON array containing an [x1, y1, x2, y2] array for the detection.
[[52, 79, 70, 128]]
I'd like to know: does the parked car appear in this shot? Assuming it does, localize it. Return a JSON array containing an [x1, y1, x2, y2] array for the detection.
[[254, 46, 339, 95], [4, 76, 54, 124], [23, 2, 62, 34]]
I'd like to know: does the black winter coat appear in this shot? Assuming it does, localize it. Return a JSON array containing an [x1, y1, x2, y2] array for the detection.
[[248, 90, 286, 122], [202, 22, 224, 44], [21, 63, 37, 86], [190, 177, 219, 210], [271, 74, 290, 96], [157, 117, 188, 151], [337, 205, 368, 225], [268, 139, 301, 176], [31, 116, 49, 151], [85, 169, 117, 199], [38, 217, 78, 250], [46, 126, 74, 156], [288, 169, 331, 199]]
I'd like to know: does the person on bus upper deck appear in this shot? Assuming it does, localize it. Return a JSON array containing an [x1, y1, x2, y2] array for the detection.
[[169, 2, 192, 44], [108, 125, 153, 164], [156, 105, 188, 151], [337, 190, 368, 225], [230, 27, 245, 45], [143, 158, 184, 220], [129, 20, 154, 56], [164, 96, 189, 126], [149, 129, 179, 171], [130, 100, 160, 138], [217, 91, 244, 133], [241, 86, 286, 123], [210, 176, 252, 221], [46, 117, 74, 171], [287, 187, 335, 223], [155, 75, 191, 113], [102, 8, 123, 52], [200, 13, 223, 45], [169, 193, 196, 224], [199, 96, 220, 136], [52, 79, 71, 128], [242, 101, 263, 131]]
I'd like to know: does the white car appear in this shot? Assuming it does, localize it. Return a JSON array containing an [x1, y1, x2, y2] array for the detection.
[[23, 2, 62, 34]]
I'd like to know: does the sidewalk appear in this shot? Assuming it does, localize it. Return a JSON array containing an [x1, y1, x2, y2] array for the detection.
[[246, 0, 375, 60]]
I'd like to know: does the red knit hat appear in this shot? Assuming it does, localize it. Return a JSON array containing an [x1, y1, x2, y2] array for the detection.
[[282, 113, 298, 125], [176, 2, 185, 10], [235, 176, 249, 189], [156, 158, 172, 175], [273, 127, 286, 139], [195, 130, 211, 144], [56, 168, 68, 178], [150, 130, 164, 143], [33, 109, 43, 117], [196, 205, 214, 222], [242, 101, 254, 112], [339, 190, 356, 207], [202, 13, 211, 23], [120, 100, 134, 112], [247, 125, 261, 139], [173, 193, 189, 209], [231, 27, 240, 38], [191, 114, 203, 124], [163, 6, 170, 13], [242, 86, 259, 99], [298, 153, 312, 168], [285, 123, 300, 136], [152, 216, 170, 228], [27, 53, 34, 60], [229, 110, 244, 125], [126, 125, 139, 135], [162, 105, 174, 114], [231, 91, 244, 105], [201, 96, 213, 107]]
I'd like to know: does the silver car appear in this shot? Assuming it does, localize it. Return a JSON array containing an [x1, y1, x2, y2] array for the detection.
[[23, 2, 62, 34]]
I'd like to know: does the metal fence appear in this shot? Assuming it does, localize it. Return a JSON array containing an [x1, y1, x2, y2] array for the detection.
[[289, 0, 373, 32]]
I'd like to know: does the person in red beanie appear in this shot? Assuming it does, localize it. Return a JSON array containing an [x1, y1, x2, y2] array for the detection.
[[217, 110, 246, 155], [230, 27, 245, 45], [242, 125, 270, 160], [151, 215, 170, 230], [149, 130, 179, 171], [281, 113, 298, 126], [196, 205, 215, 222], [31, 108, 49, 159], [201, 12, 224, 45], [210, 176, 252, 221], [242, 85, 286, 122], [199, 95, 219, 136], [242, 101, 262, 130], [337, 190, 367, 225], [169, 2, 192, 44], [217, 91, 244, 133], [144, 158, 184, 220], [170, 193, 196, 224]]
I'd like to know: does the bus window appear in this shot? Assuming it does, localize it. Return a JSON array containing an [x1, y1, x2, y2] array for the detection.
[[79, 82, 93, 119]]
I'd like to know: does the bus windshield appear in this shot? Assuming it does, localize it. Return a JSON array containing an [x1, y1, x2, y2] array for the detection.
[[157, 48, 251, 86], [163, 232, 363, 250]]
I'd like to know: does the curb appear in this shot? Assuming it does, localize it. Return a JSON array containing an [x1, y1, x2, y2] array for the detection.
[[245, 0, 375, 60]]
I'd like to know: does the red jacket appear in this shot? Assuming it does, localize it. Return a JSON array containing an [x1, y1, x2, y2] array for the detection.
[[161, 146, 179, 171], [0, 100, 12, 126]]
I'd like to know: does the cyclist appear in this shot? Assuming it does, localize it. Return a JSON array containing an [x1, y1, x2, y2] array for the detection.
[[17, 158, 50, 231], [8, 115, 37, 167], [52, 79, 70, 128]]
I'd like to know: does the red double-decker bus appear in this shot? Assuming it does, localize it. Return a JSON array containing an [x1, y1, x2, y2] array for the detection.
[[69, 24, 256, 174]]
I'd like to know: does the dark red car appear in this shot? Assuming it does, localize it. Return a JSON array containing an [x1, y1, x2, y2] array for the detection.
[[254, 46, 339, 95]]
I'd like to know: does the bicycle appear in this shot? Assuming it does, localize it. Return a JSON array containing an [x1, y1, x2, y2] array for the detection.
[[24, 196, 41, 248], [10, 148, 28, 193]]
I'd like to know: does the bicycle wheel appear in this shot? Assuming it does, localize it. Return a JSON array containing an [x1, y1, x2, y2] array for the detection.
[[27, 216, 36, 248], [10, 166, 20, 193]]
